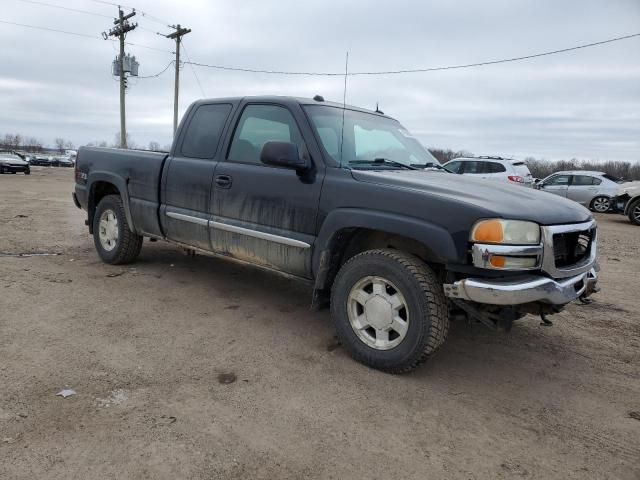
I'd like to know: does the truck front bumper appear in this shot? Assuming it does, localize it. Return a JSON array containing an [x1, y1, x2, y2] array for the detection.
[[443, 268, 598, 306]]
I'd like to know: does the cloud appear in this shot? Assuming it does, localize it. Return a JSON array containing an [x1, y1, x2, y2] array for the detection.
[[0, 0, 638, 160]]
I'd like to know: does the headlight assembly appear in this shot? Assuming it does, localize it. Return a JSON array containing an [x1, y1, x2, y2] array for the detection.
[[470, 219, 541, 245]]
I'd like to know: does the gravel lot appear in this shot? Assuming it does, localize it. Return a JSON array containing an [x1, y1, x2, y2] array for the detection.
[[1, 167, 639, 479]]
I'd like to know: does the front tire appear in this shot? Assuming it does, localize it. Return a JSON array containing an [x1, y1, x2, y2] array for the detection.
[[330, 249, 449, 373], [628, 199, 640, 226], [591, 196, 611, 213], [92, 194, 143, 264]]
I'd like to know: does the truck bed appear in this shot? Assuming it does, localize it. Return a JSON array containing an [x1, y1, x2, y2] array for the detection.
[[76, 146, 168, 237]]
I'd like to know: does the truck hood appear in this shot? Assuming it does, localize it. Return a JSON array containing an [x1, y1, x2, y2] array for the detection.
[[351, 169, 592, 226]]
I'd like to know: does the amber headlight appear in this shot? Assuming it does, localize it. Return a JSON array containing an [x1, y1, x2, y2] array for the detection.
[[470, 219, 540, 245]]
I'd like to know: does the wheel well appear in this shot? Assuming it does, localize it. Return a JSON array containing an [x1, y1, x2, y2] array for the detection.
[[88, 181, 120, 234], [318, 227, 443, 293]]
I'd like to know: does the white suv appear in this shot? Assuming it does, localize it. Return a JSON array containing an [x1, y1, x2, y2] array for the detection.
[[442, 156, 534, 187]]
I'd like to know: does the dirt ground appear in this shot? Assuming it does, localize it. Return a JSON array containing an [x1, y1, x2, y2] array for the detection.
[[1, 167, 639, 480]]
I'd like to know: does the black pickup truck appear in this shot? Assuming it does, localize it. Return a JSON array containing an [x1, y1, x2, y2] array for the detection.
[[73, 96, 599, 373]]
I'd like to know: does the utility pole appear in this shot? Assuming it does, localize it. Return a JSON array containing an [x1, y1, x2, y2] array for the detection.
[[165, 24, 191, 136], [104, 8, 137, 148]]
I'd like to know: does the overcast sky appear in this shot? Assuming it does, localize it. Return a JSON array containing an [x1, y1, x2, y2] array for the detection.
[[1, 0, 639, 161]]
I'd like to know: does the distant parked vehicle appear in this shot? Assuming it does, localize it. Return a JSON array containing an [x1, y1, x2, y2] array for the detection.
[[442, 156, 534, 186], [0, 153, 30, 174], [536, 171, 622, 212], [56, 156, 74, 167], [614, 181, 640, 225], [29, 156, 52, 166]]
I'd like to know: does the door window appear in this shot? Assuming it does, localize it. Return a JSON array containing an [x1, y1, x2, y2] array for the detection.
[[228, 105, 304, 164], [545, 175, 571, 186], [180, 104, 232, 159], [444, 161, 462, 173], [572, 175, 595, 186], [461, 161, 484, 174], [486, 162, 506, 173]]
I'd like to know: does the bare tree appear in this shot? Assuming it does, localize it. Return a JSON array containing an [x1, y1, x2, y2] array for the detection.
[[113, 132, 135, 149], [64, 140, 75, 150], [55, 137, 66, 154], [428, 148, 473, 164], [147, 141, 161, 151]]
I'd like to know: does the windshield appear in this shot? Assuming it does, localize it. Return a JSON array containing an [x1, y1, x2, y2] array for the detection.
[[304, 105, 439, 169]]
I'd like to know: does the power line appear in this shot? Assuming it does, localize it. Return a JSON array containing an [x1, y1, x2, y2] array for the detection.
[[0, 19, 100, 39], [1, 18, 638, 76], [0, 19, 173, 53], [137, 60, 174, 78], [350, 32, 640, 75], [14, 0, 112, 18], [183, 32, 640, 76], [83, 0, 172, 27], [182, 40, 206, 97]]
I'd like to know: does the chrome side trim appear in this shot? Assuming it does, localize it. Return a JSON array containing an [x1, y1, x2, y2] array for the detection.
[[210, 221, 311, 249], [166, 211, 209, 227], [541, 220, 597, 278], [471, 243, 542, 271]]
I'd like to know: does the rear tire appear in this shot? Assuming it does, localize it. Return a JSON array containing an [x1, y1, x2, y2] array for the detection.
[[590, 196, 611, 213], [628, 199, 640, 226], [330, 249, 449, 373], [92, 194, 143, 264]]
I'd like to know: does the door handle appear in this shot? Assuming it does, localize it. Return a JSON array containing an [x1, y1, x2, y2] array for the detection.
[[215, 175, 232, 188]]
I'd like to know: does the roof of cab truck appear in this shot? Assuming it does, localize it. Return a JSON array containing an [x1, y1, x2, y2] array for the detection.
[[189, 95, 395, 119]]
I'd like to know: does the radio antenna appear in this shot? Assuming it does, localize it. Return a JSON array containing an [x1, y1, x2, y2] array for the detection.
[[339, 51, 349, 167]]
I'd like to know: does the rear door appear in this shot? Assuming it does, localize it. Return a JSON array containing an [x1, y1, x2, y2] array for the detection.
[[540, 174, 571, 197], [161, 102, 234, 250], [210, 102, 324, 278], [485, 161, 506, 182], [567, 175, 598, 205], [461, 160, 488, 179]]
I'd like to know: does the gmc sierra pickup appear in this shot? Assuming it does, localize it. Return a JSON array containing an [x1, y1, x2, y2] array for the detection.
[[73, 96, 599, 373]]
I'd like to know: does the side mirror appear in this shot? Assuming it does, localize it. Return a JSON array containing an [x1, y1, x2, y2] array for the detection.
[[260, 141, 309, 172]]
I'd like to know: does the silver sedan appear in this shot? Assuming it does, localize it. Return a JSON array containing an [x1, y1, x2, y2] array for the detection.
[[535, 170, 623, 212]]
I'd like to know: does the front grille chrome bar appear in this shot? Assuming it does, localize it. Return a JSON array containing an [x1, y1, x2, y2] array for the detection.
[[541, 220, 597, 278]]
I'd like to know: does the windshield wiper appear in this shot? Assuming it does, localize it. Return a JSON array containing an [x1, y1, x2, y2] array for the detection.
[[350, 158, 418, 170], [410, 162, 447, 171]]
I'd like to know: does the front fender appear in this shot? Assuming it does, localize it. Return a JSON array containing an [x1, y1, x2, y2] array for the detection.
[[312, 208, 460, 288], [86, 171, 136, 234]]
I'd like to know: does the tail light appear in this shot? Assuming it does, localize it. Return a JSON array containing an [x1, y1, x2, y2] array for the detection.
[[74, 153, 87, 183], [508, 175, 524, 183]]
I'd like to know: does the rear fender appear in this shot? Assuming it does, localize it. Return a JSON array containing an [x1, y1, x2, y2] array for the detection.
[[87, 171, 135, 234]]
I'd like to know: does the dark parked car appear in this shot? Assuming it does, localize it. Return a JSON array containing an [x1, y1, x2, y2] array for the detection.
[[29, 156, 52, 166], [0, 153, 30, 174], [73, 96, 599, 373]]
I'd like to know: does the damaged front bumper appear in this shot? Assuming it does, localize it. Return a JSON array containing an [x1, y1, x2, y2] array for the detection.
[[443, 267, 599, 306]]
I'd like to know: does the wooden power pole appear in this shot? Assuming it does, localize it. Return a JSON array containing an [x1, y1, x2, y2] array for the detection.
[[105, 8, 137, 148], [165, 24, 191, 136]]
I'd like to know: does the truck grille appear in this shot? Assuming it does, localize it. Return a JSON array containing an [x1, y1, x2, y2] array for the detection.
[[553, 228, 594, 268]]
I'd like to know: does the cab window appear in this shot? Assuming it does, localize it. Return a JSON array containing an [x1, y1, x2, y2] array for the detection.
[[228, 105, 304, 165], [180, 104, 232, 159]]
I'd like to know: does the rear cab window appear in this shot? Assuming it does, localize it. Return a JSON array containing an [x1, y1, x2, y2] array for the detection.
[[180, 103, 233, 159]]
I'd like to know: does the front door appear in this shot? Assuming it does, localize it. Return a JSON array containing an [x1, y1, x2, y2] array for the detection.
[[540, 174, 571, 198], [161, 102, 233, 250], [210, 103, 323, 278]]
